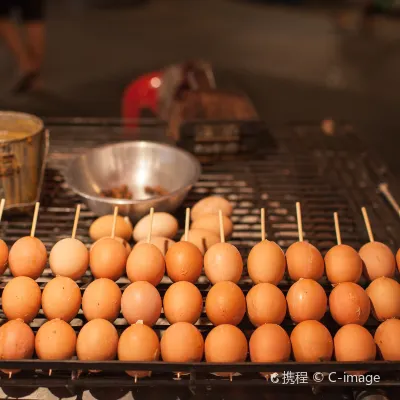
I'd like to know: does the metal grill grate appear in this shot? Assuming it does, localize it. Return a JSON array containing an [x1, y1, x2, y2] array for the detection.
[[0, 119, 400, 390]]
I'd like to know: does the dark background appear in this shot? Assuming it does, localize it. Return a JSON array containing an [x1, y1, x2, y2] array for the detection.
[[1, 0, 400, 175]]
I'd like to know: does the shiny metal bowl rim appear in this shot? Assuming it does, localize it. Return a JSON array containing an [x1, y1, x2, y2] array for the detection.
[[64, 140, 202, 205]]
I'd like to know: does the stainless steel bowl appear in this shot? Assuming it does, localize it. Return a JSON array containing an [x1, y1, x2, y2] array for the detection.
[[64, 141, 201, 221]]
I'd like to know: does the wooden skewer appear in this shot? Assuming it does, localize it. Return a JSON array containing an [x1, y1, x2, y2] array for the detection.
[[219, 210, 225, 243], [71, 204, 81, 239], [147, 208, 154, 244], [111, 206, 118, 239], [0, 198, 5, 222], [49, 369, 52, 377], [260, 208, 266, 241], [8, 371, 12, 379], [229, 373, 233, 382], [334, 212, 342, 245], [30, 202, 40, 237], [177, 372, 181, 380], [361, 207, 375, 243], [134, 375, 138, 383], [296, 202, 304, 242], [184, 208, 190, 242]]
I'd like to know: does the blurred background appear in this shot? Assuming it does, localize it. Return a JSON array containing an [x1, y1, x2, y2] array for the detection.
[[1, 0, 400, 174]]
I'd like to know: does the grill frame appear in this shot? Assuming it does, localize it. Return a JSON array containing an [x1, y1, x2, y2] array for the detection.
[[0, 118, 400, 389]]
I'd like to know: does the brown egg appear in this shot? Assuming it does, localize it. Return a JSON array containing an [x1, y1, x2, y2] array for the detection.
[[121, 281, 162, 326], [35, 319, 76, 360], [180, 229, 220, 255], [0, 319, 35, 374], [204, 242, 243, 284], [191, 196, 233, 221], [374, 319, 400, 360], [206, 281, 246, 326], [91, 236, 131, 256], [0, 239, 9, 275], [329, 282, 370, 326], [286, 241, 324, 281], [191, 214, 233, 238], [42, 276, 81, 322], [246, 283, 286, 327], [286, 279, 327, 323], [76, 318, 119, 361], [247, 240, 286, 285], [8, 236, 47, 279], [89, 215, 133, 241], [366, 277, 400, 321], [165, 242, 203, 283], [359, 242, 396, 281], [126, 243, 165, 286], [90, 237, 127, 281], [2, 277, 41, 323], [133, 212, 178, 242], [135, 236, 175, 256], [161, 322, 204, 362], [163, 281, 203, 324], [118, 323, 160, 378], [325, 244, 362, 284], [334, 324, 376, 374], [205, 324, 247, 376], [49, 238, 88, 280], [291, 320, 333, 362], [249, 324, 291, 367], [82, 278, 122, 322]]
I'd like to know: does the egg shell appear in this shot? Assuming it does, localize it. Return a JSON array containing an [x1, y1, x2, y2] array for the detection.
[[246, 283, 287, 327], [397, 249, 400, 273], [180, 229, 220, 255], [49, 238, 89, 280], [286, 278, 327, 323], [134, 236, 175, 256], [0, 320, 34, 374], [82, 278, 122, 322], [325, 244, 362, 284], [0, 239, 8, 275], [249, 324, 291, 363], [133, 212, 178, 242], [121, 281, 162, 326], [191, 196, 233, 221], [35, 319, 76, 360], [191, 214, 233, 238], [163, 281, 203, 324], [8, 236, 47, 279], [89, 215, 133, 241], [206, 281, 246, 326], [2, 277, 41, 323], [118, 323, 160, 378], [366, 276, 400, 321], [247, 240, 286, 285], [334, 324, 376, 374], [161, 322, 204, 363], [42, 276, 81, 322], [286, 241, 324, 281], [165, 242, 203, 283], [204, 242, 243, 284], [329, 282, 370, 326], [205, 324, 247, 376], [126, 243, 165, 286], [374, 319, 400, 361], [290, 320, 333, 362], [76, 318, 119, 361], [359, 241, 396, 281], [90, 237, 127, 281], [91, 236, 131, 257]]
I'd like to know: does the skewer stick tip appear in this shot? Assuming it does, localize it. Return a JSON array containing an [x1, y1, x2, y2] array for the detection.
[[361, 206, 375, 243], [0, 198, 5, 222], [71, 204, 81, 239], [147, 208, 154, 244], [334, 212, 342, 246], [218, 210, 225, 243], [111, 206, 119, 239], [134, 375, 138, 383], [184, 208, 190, 242], [296, 202, 304, 242], [30, 202, 40, 238], [260, 208, 266, 241], [49, 369, 52, 377]]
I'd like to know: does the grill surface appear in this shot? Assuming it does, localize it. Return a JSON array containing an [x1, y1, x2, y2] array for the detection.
[[1, 119, 400, 395]]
